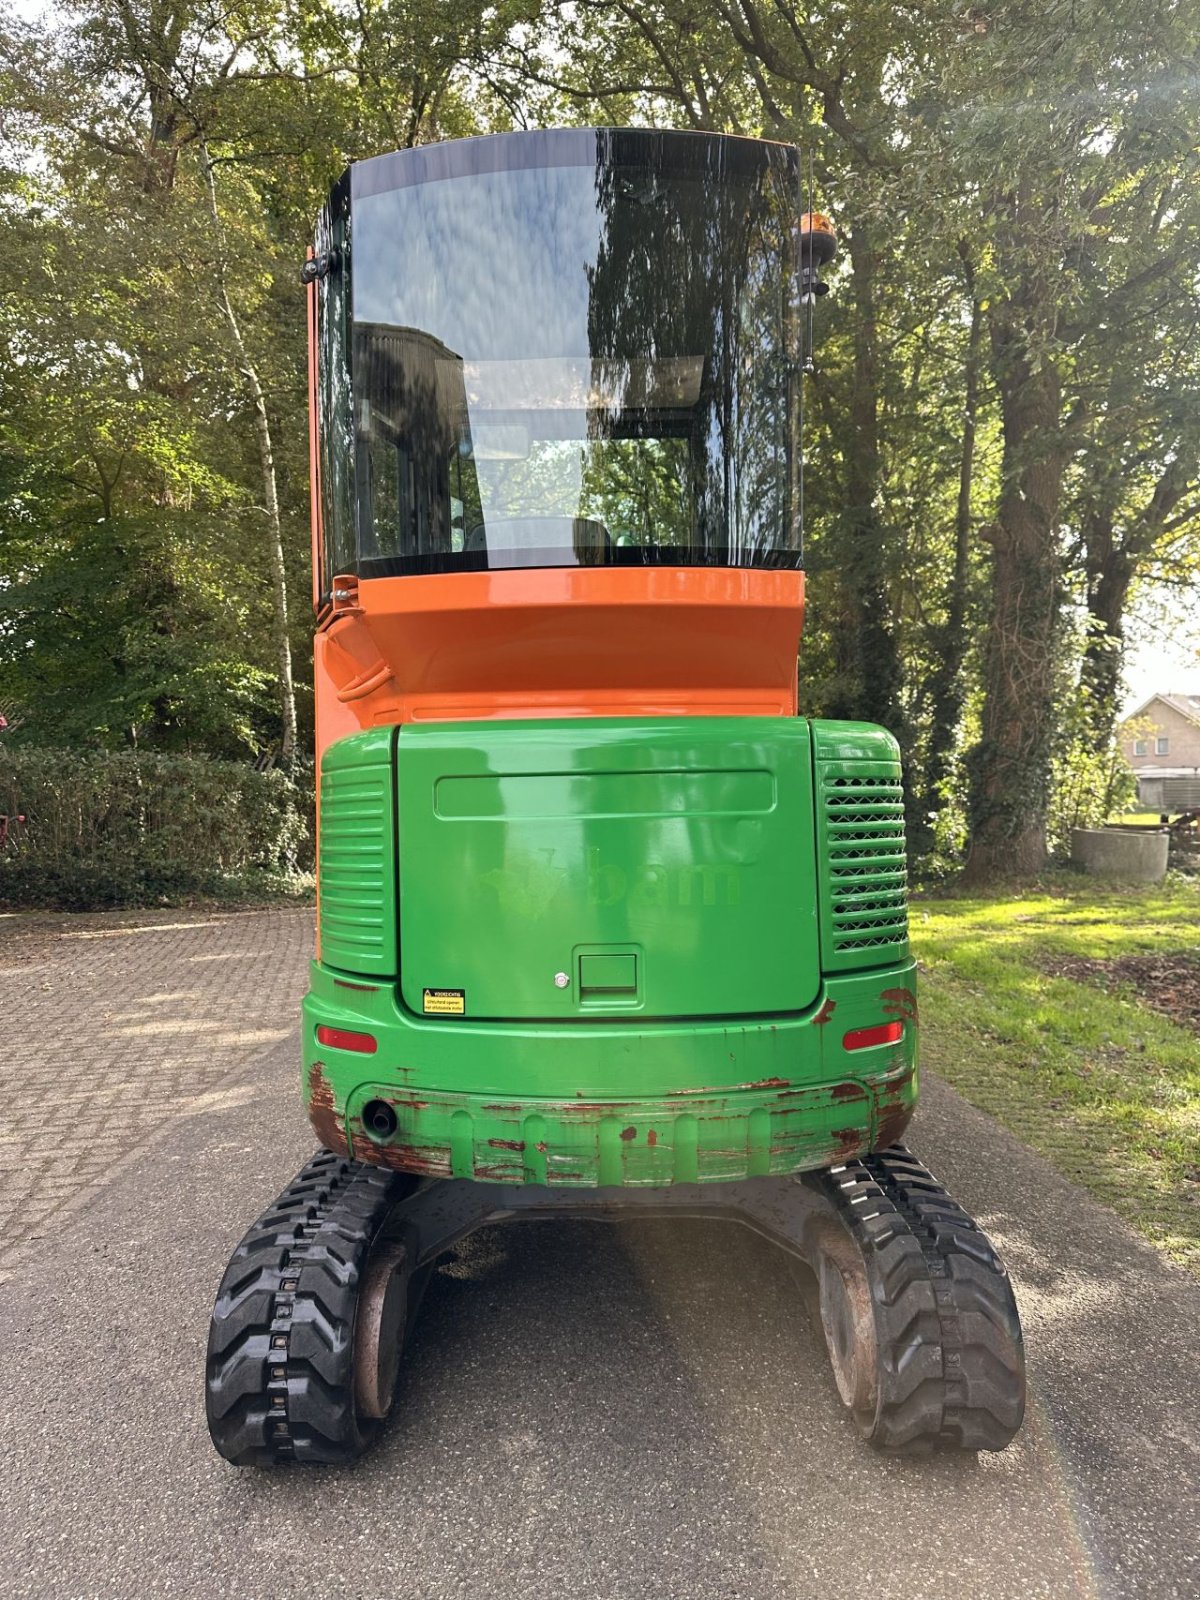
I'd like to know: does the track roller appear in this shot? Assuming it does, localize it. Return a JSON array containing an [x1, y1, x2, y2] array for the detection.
[[805, 1145, 1026, 1452]]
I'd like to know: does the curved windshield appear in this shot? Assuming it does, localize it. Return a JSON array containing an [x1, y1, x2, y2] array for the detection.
[[349, 128, 802, 574]]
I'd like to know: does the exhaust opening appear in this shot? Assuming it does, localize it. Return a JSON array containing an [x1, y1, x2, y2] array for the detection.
[[362, 1099, 399, 1141]]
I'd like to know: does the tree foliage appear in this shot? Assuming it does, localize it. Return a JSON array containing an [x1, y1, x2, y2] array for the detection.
[[2, 0, 1198, 883], [515, 0, 1200, 876]]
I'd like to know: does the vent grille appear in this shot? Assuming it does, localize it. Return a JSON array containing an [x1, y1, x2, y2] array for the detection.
[[818, 768, 909, 968], [318, 740, 397, 976]]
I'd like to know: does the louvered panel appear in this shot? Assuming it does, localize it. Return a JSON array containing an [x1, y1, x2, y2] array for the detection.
[[318, 730, 397, 976], [813, 727, 910, 972]]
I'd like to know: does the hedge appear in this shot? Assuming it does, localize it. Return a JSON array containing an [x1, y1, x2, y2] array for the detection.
[[0, 747, 314, 909]]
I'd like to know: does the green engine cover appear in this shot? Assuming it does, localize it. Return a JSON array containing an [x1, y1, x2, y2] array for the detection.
[[394, 718, 821, 1021], [308, 715, 917, 1186]]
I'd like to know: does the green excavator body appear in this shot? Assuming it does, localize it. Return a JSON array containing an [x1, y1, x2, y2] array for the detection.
[[302, 715, 916, 1184]]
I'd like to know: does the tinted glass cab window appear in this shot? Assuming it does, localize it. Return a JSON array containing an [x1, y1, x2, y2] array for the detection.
[[315, 176, 354, 595], [349, 129, 802, 575]]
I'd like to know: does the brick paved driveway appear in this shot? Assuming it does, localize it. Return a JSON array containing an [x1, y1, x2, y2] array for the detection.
[[0, 907, 312, 1274], [0, 907, 1197, 1599]]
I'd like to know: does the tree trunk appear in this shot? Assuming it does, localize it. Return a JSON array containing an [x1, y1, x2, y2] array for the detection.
[[1081, 514, 1133, 744], [828, 221, 903, 733], [914, 258, 981, 859], [201, 145, 297, 769], [961, 301, 1067, 884], [1080, 451, 1194, 745]]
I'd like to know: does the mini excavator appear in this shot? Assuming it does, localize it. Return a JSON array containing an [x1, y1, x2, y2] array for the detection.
[[206, 128, 1025, 1464]]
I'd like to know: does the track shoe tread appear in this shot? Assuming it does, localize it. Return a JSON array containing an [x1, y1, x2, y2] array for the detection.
[[807, 1145, 1026, 1452], [206, 1151, 410, 1465]]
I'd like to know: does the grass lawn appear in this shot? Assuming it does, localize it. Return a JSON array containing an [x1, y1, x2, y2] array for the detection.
[[913, 874, 1200, 1277]]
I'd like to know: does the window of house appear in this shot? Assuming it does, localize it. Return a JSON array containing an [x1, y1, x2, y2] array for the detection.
[[1134, 739, 1147, 756], [1156, 736, 1169, 755]]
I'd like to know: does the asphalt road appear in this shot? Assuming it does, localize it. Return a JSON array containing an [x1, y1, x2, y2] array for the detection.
[[0, 918, 1197, 1599]]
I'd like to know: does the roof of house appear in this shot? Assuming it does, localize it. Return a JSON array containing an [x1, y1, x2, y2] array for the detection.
[[1121, 693, 1200, 729]]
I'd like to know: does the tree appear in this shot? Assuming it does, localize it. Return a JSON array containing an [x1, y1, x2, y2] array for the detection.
[[5, 0, 1199, 884], [526, 0, 1200, 880], [1, 0, 538, 758], [936, 1, 1200, 879]]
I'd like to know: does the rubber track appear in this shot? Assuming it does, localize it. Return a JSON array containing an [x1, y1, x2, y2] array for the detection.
[[806, 1143, 1026, 1451], [206, 1150, 409, 1466]]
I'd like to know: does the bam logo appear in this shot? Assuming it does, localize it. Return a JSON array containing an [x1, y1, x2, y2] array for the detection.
[[586, 848, 741, 909]]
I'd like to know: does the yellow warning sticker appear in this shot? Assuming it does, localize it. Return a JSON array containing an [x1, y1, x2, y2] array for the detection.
[[423, 987, 465, 1016]]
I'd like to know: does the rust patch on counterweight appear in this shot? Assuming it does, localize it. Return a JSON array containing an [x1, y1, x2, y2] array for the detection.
[[831, 1082, 868, 1102], [306, 1061, 350, 1157], [351, 1137, 453, 1177], [875, 1099, 915, 1150], [488, 1138, 525, 1152], [881, 987, 918, 1026], [874, 1065, 916, 1150], [813, 998, 837, 1027]]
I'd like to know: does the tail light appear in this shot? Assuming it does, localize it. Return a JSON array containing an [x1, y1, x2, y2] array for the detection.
[[316, 1024, 378, 1054], [843, 1021, 903, 1051]]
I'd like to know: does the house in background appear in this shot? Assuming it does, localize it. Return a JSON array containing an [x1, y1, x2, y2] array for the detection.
[[1118, 693, 1200, 811]]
